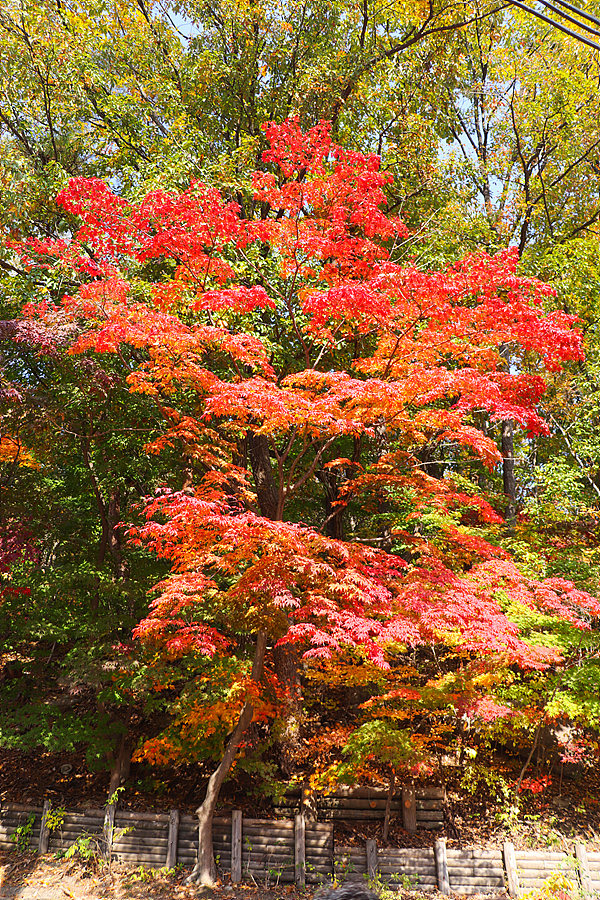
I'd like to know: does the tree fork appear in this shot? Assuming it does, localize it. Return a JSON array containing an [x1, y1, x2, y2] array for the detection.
[[187, 630, 268, 886]]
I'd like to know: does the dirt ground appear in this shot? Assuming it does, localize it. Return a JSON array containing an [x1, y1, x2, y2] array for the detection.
[[0, 852, 507, 900]]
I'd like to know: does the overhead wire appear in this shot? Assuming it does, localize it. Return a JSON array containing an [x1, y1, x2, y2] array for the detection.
[[535, 0, 600, 38], [550, 0, 600, 28], [507, 0, 600, 50]]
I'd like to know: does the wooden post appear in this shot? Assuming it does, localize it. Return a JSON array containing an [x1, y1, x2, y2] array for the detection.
[[38, 800, 51, 854], [402, 784, 417, 833], [295, 813, 306, 886], [231, 809, 242, 884], [503, 841, 520, 898], [102, 803, 116, 861], [434, 837, 450, 895], [366, 838, 378, 882], [576, 843, 593, 896], [166, 808, 180, 869]]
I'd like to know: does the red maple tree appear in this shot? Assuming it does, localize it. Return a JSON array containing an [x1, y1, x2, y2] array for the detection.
[[19, 119, 600, 883]]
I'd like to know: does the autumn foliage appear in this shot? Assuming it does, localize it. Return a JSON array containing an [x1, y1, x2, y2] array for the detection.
[[17, 119, 600, 766]]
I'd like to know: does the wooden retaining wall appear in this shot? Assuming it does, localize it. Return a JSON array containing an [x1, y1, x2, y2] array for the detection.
[[513, 848, 577, 893], [275, 786, 445, 831], [47, 809, 104, 857], [0, 804, 43, 853], [335, 845, 438, 893], [2, 801, 600, 896], [446, 848, 505, 896], [588, 850, 600, 893]]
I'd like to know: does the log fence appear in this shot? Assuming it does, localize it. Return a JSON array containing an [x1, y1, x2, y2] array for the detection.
[[274, 786, 445, 830], [2, 800, 600, 895], [587, 849, 600, 893]]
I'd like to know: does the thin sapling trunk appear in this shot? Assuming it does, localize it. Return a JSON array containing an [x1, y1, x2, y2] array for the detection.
[[186, 630, 268, 886], [383, 768, 396, 843]]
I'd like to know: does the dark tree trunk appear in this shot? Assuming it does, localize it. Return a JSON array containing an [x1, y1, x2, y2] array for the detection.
[[187, 631, 268, 885], [181, 454, 195, 493], [383, 768, 396, 844], [273, 638, 302, 775], [107, 488, 129, 582], [501, 419, 517, 527], [247, 432, 279, 519], [108, 729, 132, 799], [246, 429, 302, 771], [499, 346, 517, 528], [318, 469, 344, 540], [476, 413, 489, 491], [81, 437, 130, 614]]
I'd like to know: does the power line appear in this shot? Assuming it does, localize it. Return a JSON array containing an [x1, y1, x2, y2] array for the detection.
[[536, 0, 600, 38], [551, 0, 600, 29], [508, 0, 600, 50]]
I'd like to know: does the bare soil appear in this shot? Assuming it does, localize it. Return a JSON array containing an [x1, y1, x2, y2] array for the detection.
[[0, 852, 502, 900]]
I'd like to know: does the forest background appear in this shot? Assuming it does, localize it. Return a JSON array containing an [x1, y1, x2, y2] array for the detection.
[[2, 0, 600, 883]]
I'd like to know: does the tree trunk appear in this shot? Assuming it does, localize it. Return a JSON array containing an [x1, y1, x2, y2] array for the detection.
[[187, 630, 268, 886], [107, 488, 129, 582], [318, 468, 344, 540], [383, 768, 395, 844], [246, 430, 302, 772], [108, 729, 131, 800], [501, 419, 517, 527], [247, 432, 279, 520], [273, 638, 302, 775], [499, 346, 517, 528]]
